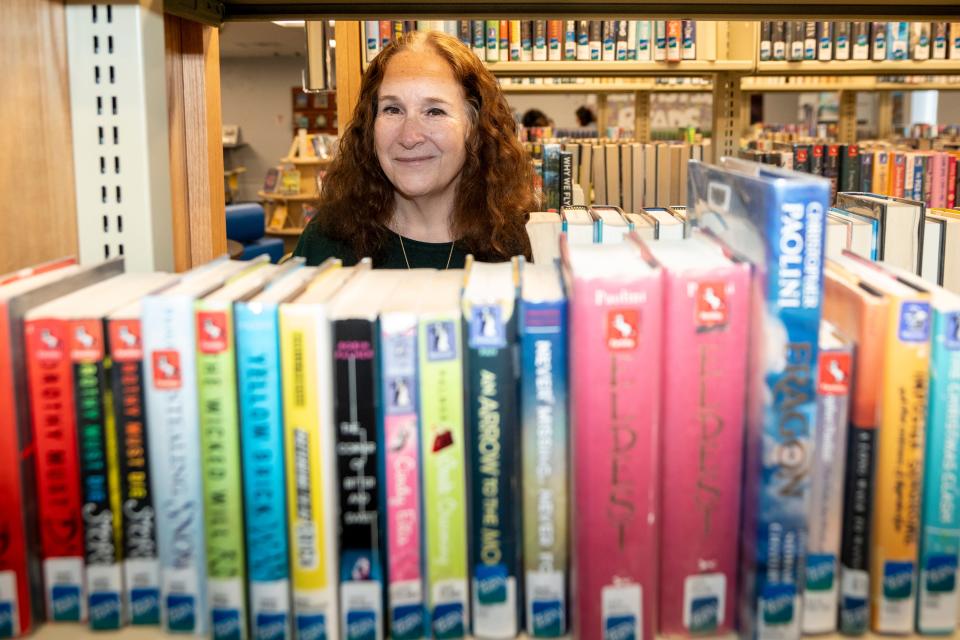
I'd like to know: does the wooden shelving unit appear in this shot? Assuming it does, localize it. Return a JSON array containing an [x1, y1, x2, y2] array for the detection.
[[755, 59, 960, 76], [486, 59, 755, 77], [500, 80, 713, 93]]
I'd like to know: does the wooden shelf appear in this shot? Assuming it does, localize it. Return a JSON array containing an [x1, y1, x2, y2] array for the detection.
[[265, 226, 305, 236], [280, 156, 333, 165], [24, 622, 955, 640], [486, 60, 755, 77], [500, 81, 712, 93], [755, 59, 960, 76], [258, 191, 318, 201]]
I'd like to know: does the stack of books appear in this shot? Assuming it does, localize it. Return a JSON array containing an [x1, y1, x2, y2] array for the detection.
[[759, 21, 960, 62], [2, 158, 960, 640], [364, 20, 719, 63]]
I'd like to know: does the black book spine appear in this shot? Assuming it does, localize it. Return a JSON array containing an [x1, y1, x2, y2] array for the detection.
[[333, 319, 385, 638], [771, 21, 786, 60], [838, 425, 876, 634], [839, 144, 860, 192], [560, 152, 574, 208], [111, 339, 161, 625], [458, 21, 471, 46], [810, 144, 825, 176], [824, 144, 840, 201], [75, 345, 123, 628], [793, 144, 811, 173], [760, 21, 772, 60], [463, 295, 522, 635]]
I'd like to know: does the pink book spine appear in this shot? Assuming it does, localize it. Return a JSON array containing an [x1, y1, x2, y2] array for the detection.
[[931, 152, 948, 208], [657, 263, 750, 635], [570, 265, 662, 640], [385, 411, 423, 619]]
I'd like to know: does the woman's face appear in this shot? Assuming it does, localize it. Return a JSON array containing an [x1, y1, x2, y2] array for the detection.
[[374, 47, 471, 202]]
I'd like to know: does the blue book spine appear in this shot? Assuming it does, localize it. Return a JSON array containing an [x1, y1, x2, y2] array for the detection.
[[141, 295, 208, 636], [519, 292, 569, 638], [463, 288, 522, 638], [689, 160, 828, 640], [917, 308, 960, 633], [236, 302, 292, 640], [913, 161, 925, 203]]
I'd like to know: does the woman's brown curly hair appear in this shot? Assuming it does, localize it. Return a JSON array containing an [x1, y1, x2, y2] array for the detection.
[[310, 30, 535, 262]]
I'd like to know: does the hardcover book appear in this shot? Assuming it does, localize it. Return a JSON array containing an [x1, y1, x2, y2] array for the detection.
[[462, 259, 523, 639], [823, 262, 888, 634], [563, 237, 662, 640], [418, 272, 470, 639], [518, 261, 569, 638], [197, 263, 280, 640], [832, 254, 931, 634], [648, 237, 749, 636], [0, 259, 121, 635], [802, 323, 853, 634], [689, 158, 829, 639], [236, 263, 321, 640], [280, 266, 360, 640], [379, 273, 430, 640], [141, 257, 254, 635], [330, 271, 410, 640]]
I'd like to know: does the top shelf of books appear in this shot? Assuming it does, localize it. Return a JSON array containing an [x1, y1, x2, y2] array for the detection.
[[210, 1, 960, 22]]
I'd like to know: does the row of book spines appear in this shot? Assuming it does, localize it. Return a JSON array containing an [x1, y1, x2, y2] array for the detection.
[[533, 141, 706, 211], [759, 21, 960, 61], [743, 145, 960, 209], [365, 20, 714, 63]]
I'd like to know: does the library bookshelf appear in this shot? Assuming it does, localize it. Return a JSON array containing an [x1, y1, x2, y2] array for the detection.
[[24, 623, 955, 639]]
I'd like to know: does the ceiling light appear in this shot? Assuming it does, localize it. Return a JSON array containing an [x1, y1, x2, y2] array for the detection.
[[272, 20, 305, 27]]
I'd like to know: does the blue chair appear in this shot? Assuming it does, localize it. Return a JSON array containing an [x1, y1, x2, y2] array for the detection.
[[225, 203, 285, 263]]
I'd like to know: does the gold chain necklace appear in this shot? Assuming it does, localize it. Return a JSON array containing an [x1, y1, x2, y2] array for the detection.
[[397, 233, 455, 270]]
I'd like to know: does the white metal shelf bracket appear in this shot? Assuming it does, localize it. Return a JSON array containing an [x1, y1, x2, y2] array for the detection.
[[65, 2, 175, 271]]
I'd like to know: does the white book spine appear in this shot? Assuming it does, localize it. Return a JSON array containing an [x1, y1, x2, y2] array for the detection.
[[637, 21, 652, 61], [142, 295, 208, 636]]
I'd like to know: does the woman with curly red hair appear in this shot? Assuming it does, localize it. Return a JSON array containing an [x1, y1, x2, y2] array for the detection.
[[293, 30, 536, 268]]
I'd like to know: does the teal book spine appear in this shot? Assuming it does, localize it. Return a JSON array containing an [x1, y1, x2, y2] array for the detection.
[[917, 308, 960, 633], [236, 300, 292, 640]]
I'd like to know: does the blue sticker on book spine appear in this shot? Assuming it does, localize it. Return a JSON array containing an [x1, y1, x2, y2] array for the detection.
[[89, 592, 122, 630], [297, 613, 327, 640], [883, 561, 914, 600], [256, 612, 288, 640], [806, 553, 836, 591], [469, 306, 506, 349], [51, 585, 81, 622], [476, 564, 508, 605], [604, 615, 636, 640], [899, 302, 931, 342], [0, 603, 13, 638], [426, 322, 456, 361], [432, 603, 464, 639], [760, 584, 795, 625], [391, 604, 424, 640], [689, 596, 719, 633], [131, 587, 160, 625], [212, 608, 242, 640], [346, 610, 377, 640], [167, 594, 196, 633], [925, 555, 958, 593], [945, 313, 960, 350], [532, 600, 563, 637]]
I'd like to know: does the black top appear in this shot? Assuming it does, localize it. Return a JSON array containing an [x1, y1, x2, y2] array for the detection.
[[292, 223, 469, 269]]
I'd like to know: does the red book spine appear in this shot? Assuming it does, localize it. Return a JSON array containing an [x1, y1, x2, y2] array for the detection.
[[947, 155, 957, 208], [0, 302, 33, 636], [24, 317, 85, 620]]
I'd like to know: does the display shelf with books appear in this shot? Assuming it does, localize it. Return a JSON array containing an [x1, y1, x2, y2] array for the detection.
[[499, 77, 714, 93]]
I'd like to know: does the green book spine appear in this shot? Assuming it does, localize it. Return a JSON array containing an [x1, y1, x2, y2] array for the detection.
[[196, 302, 248, 640], [419, 314, 470, 639]]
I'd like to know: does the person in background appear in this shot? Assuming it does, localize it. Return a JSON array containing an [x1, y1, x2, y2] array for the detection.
[[575, 105, 596, 128], [521, 108, 552, 128], [292, 30, 535, 269]]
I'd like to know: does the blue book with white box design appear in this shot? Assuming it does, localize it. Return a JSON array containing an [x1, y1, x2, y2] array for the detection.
[[688, 157, 829, 640]]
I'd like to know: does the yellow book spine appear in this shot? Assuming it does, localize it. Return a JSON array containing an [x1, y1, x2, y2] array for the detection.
[[870, 294, 930, 633], [280, 306, 336, 637]]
